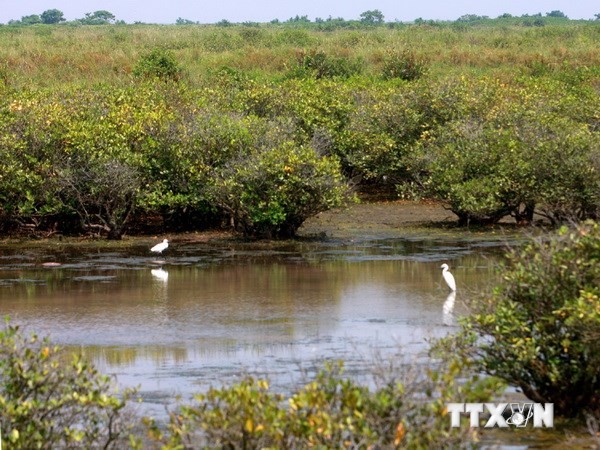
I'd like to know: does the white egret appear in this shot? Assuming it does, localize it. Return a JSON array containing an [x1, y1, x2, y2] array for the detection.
[[151, 239, 169, 254], [440, 263, 456, 291]]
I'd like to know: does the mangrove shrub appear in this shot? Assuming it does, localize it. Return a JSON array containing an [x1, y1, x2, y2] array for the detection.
[[409, 77, 600, 224], [145, 360, 503, 448], [208, 142, 353, 238], [0, 321, 136, 448], [455, 222, 600, 417]]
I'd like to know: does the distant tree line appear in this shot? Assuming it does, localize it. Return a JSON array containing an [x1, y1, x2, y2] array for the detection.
[[4, 8, 598, 26], [8, 9, 119, 26]]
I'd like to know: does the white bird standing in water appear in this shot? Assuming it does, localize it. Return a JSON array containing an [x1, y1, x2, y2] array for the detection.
[[440, 263, 456, 291], [151, 239, 169, 254]]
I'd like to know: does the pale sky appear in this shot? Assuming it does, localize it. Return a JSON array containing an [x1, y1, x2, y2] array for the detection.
[[1, 0, 597, 24]]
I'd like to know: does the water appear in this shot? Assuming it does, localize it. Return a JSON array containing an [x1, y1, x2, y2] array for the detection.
[[0, 235, 506, 420]]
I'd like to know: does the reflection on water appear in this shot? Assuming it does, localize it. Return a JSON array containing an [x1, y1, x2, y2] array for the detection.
[[0, 235, 506, 418], [151, 268, 169, 282], [443, 291, 457, 326]]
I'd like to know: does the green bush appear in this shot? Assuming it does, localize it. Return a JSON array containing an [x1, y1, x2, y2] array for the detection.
[[381, 49, 428, 81], [0, 90, 74, 227], [133, 48, 182, 81], [278, 78, 355, 139], [0, 320, 136, 448], [0, 317, 505, 449], [56, 156, 140, 239], [407, 77, 599, 225], [291, 49, 363, 79], [145, 360, 503, 448], [208, 142, 353, 238], [136, 105, 264, 219], [413, 119, 527, 225], [0, 47, 598, 236], [337, 83, 431, 181], [0, 143, 47, 224], [452, 222, 600, 417], [529, 117, 600, 224]]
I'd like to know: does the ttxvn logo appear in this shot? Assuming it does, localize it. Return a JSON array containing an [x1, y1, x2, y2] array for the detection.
[[447, 403, 554, 428]]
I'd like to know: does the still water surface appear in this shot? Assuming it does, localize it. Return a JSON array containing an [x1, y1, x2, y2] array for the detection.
[[0, 234, 509, 418]]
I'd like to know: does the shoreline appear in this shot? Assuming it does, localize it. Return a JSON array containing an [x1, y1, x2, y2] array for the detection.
[[0, 200, 526, 246]]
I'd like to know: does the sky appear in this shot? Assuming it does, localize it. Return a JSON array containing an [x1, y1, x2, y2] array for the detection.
[[1, 0, 597, 24]]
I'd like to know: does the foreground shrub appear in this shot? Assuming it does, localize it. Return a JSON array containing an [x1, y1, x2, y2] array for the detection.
[[0, 320, 136, 449], [449, 222, 600, 417], [145, 360, 503, 448], [209, 142, 353, 238]]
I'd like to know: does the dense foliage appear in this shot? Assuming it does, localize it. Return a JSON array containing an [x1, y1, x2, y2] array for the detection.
[[408, 78, 600, 224], [0, 320, 136, 448], [0, 23, 598, 237], [141, 360, 502, 449], [0, 83, 353, 238], [0, 19, 597, 447], [209, 142, 351, 238], [445, 222, 600, 417]]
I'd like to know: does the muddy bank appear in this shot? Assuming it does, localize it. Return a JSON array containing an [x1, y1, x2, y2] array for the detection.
[[299, 200, 457, 238], [1, 200, 521, 248]]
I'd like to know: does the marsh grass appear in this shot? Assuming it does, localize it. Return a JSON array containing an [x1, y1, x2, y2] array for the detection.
[[0, 22, 598, 88]]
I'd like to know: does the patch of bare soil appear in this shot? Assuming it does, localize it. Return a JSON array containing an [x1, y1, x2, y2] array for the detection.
[[299, 200, 457, 238]]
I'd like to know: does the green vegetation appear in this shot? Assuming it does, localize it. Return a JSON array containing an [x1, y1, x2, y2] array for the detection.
[[0, 82, 354, 238], [0, 15, 598, 445], [39, 9, 65, 25], [441, 222, 600, 418], [0, 21, 597, 237], [407, 77, 599, 224], [133, 48, 182, 80], [79, 10, 117, 25], [0, 320, 136, 448], [0, 320, 504, 448], [142, 360, 503, 449], [208, 142, 352, 238]]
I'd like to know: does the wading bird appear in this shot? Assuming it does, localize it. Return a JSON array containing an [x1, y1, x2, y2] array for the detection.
[[440, 263, 456, 291], [151, 239, 169, 254]]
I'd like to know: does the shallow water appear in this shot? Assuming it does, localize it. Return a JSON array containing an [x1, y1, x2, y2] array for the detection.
[[0, 234, 510, 420], [0, 232, 510, 416], [1, 229, 594, 448]]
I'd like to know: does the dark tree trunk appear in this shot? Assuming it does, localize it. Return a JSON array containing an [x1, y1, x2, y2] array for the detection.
[[107, 227, 123, 240]]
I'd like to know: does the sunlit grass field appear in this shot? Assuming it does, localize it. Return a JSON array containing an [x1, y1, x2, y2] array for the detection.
[[0, 21, 598, 88]]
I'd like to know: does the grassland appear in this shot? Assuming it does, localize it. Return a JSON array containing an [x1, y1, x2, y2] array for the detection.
[[0, 21, 598, 88]]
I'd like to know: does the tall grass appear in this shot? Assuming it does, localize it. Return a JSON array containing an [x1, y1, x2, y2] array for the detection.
[[0, 22, 598, 89]]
